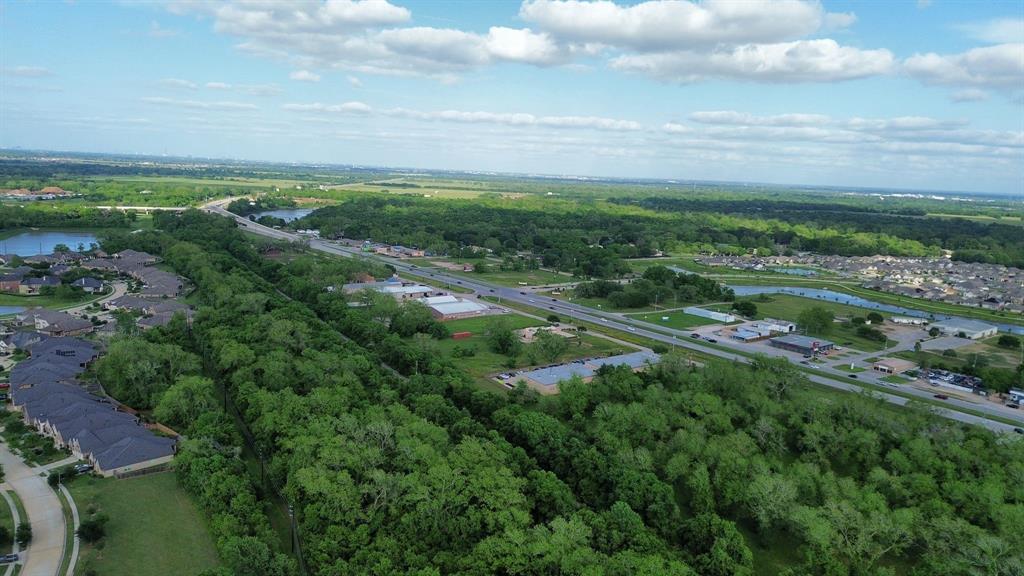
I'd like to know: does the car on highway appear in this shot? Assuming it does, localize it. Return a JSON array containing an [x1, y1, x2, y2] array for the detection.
[[1007, 403, 1019, 409], [1014, 428, 1023, 434], [0, 554, 18, 564], [455, 281, 462, 284], [703, 337, 717, 343], [690, 333, 700, 339], [628, 327, 636, 332], [489, 289, 495, 292], [551, 298, 557, 302], [934, 394, 949, 400], [529, 299, 535, 303], [847, 374, 858, 379], [520, 291, 527, 295]]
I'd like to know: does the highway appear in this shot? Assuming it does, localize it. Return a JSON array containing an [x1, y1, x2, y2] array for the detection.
[[204, 201, 1024, 434]]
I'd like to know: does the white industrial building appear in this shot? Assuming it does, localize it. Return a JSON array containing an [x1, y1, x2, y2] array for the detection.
[[756, 318, 796, 334], [683, 306, 735, 323], [423, 295, 489, 320], [930, 318, 998, 340], [891, 316, 928, 325]]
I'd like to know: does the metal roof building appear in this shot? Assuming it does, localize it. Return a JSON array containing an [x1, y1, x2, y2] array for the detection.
[[769, 334, 835, 355], [516, 351, 661, 389], [931, 318, 997, 340]]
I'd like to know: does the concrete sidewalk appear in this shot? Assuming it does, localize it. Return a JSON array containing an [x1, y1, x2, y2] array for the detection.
[[0, 443, 66, 576]]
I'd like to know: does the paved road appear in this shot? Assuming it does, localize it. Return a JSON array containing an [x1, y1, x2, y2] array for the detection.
[[0, 443, 66, 576], [204, 201, 1024, 433]]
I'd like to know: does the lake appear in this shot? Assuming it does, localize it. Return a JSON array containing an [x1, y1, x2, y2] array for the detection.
[[0, 306, 25, 316], [0, 230, 99, 256], [729, 285, 1024, 335], [252, 208, 313, 222]]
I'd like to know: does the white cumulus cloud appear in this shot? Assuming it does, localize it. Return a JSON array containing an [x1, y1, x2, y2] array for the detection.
[[904, 43, 1024, 89], [290, 70, 322, 82], [612, 39, 895, 83]]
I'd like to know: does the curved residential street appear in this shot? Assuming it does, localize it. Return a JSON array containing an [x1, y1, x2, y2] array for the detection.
[[0, 443, 66, 576]]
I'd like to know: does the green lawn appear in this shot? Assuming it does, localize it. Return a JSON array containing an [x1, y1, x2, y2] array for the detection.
[[834, 363, 866, 373], [448, 267, 571, 287], [0, 291, 98, 311], [68, 473, 220, 576], [881, 374, 914, 384], [553, 294, 658, 313], [624, 310, 723, 330], [426, 314, 633, 389]]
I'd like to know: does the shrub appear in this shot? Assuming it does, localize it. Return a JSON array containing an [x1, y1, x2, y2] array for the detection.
[[77, 514, 110, 543], [16, 523, 31, 547]]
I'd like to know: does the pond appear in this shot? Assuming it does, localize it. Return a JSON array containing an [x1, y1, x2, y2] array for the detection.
[[729, 285, 1024, 335], [251, 208, 314, 222], [0, 230, 99, 256], [0, 306, 25, 316]]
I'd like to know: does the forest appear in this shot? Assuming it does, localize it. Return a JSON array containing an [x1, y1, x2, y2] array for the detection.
[[91, 210, 1024, 576], [0, 204, 132, 230]]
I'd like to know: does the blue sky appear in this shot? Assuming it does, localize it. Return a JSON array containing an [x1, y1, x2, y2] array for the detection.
[[1, 0, 1022, 194]]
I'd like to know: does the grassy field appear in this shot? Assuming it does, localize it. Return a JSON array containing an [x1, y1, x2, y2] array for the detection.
[[957, 336, 1023, 369], [623, 310, 724, 330], [443, 267, 571, 287], [708, 294, 899, 352], [551, 294, 658, 313], [834, 363, 867, 373], [427, 314, 632, 390], [68, 473, 220, 576], [715, 276, 1024, 328], [0, 291, 98, 311]]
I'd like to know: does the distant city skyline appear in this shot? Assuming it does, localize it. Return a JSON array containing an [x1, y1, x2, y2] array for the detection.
[[1, 0, 1022, 194]]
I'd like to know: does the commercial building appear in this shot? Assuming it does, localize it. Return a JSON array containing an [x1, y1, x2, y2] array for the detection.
[[512, 351, 660, 391], [769, 334, 835, 355], [930, 318, 998, 340], [341, 278, 435, 301], [759, 318, 796, 333], [423, 295, 489, 320], [872, 357, 917, 375], [891, 316, 928, 325], [682, 306, 735, 323]]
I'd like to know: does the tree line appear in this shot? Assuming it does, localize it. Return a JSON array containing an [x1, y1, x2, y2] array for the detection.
[[101, 210, 1024, 576]]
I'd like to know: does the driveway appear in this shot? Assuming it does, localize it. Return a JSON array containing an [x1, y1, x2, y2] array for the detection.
[[0, 443, 66, 576]]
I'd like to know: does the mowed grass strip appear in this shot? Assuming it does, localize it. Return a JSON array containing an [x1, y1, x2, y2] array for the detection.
[[68, 473, 220, 576], [624, 310, 723, 330]]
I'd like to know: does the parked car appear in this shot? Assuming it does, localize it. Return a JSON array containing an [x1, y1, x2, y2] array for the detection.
[[1007, 403, 1020, 409], [934, 394, 949, 400], [1014, 428, 1023, 434], [74, 463, 93, 474], [0, 553, 18, 564]]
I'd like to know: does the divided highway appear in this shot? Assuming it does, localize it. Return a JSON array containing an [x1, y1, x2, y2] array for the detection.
[[203, 201, 1024, 434]]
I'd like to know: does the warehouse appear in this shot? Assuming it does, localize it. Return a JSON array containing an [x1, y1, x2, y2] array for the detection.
[[423, 295, 490, 320], [769, 334, 835, 355], [931, 318, 997, 340], [513, 351, 660, 391], [682, 306, 735, 323]]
